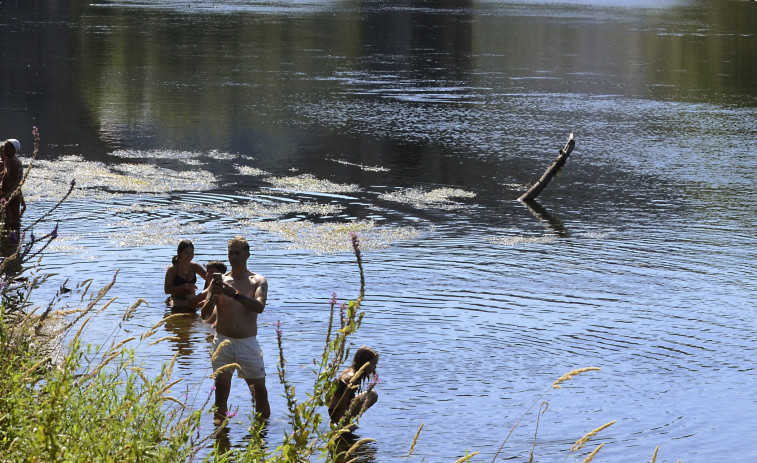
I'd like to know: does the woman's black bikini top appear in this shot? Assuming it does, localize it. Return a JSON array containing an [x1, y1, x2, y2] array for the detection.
[[173, 271, 197, 286]]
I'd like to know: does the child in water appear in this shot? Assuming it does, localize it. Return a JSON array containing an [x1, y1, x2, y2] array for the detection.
[[198, 260, 227, 326]]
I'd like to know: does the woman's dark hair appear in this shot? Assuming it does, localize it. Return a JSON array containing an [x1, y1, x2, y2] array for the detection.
[[351, 346, 378, 378], [172, 239, 194, 265]]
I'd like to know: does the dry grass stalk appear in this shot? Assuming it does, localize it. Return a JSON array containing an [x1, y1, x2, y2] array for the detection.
[[166, 352, 179, 379], [111, 336, 136, 351], [84, 284, 115, 312], [210, 363, 240, 379], [123, 298, 148, 321], [77, 278, 94, 295], [529, 401, 549, 462], [148, 336, 180, 346], [69, 316, 92, 345], [453, 451, 480, 463], [80, 350, 121, 384], [159, 378, 183, 395], [329, 424, 356, 442], [163, 395, 188, 409], [130, 366, 149, 384], [552, 367, 601, 389], [349, 362, 371, 387], [650, 445, 659, 463], [344, 438, 377, 459], [24, 356, 52, 374], [403, 423, 424, 457], [50, 308, 84, 317], [96, 296, 118, 314], [149, 313, 188, 331], [572, 420, 616, 452], [210, 339, 231, 362], [582, 443, 604, 463]]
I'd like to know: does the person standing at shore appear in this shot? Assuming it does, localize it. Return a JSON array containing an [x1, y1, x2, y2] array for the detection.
[[1, 139, 26, 231], [202, 236, 270, 421]]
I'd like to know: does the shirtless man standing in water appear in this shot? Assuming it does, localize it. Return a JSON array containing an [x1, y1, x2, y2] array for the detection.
[[202, 236, 270, 421]]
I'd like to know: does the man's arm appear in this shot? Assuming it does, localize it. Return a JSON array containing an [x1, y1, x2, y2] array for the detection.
[[220, 275, 267, 313], [237, 276, 267, 313]]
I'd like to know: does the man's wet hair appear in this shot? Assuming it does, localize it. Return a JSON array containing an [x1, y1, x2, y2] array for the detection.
[[228, 235, 250, 253]]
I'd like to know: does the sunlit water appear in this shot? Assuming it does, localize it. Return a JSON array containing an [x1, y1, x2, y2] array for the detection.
[[2, 0, 757, 461]]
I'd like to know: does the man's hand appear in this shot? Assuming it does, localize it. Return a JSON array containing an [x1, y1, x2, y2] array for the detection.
[[210, 278, 234, 298]]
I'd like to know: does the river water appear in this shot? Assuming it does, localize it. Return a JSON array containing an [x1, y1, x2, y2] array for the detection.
[[2, 0, 757, 461]]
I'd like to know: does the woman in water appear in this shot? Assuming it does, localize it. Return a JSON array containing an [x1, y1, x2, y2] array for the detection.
[[164, 239, 208, 312], [328, 346, 379, 427]]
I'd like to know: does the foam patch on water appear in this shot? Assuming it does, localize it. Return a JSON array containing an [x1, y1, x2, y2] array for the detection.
[[235, 165, 269, 176], [263, 173, 360, 193], [204, 199, 344, 220], [110, 148, 238, 162], [249, 219, 421, 253], [378, 187, 476, 210], [329, 158, 390, 172], [487, 234, 558, 246], [23, 156, 217, 200], [106, 218, 211, 247], [151, 196, 344, 219], [46, 235, 88, 255]]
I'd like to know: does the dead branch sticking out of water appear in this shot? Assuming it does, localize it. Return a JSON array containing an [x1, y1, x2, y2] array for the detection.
[[518, 134, 575, 202]]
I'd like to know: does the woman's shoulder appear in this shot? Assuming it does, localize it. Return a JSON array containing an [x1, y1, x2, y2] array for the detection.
[[339, 368, 355, 382]]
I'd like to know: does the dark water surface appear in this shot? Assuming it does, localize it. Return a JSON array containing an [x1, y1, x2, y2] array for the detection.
[[2, 0, 757, 461]]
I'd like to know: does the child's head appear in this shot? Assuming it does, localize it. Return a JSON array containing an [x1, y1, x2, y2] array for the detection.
[[206, 260, 227, 275]]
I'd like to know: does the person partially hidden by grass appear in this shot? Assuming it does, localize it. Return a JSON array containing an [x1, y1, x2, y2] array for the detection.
[[1, 139, 26, 231], [328, 346, 379, 429]]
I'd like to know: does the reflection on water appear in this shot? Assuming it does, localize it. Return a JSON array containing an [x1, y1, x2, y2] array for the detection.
[[2, 0, 757, 461], [162, 312, 203, 361], [520, 199, 568, 238], [332, 432, 378, 463]]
